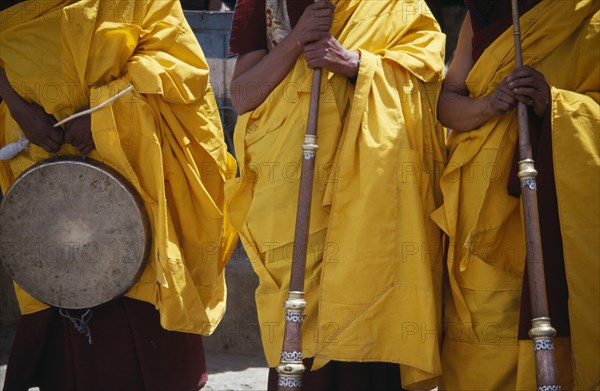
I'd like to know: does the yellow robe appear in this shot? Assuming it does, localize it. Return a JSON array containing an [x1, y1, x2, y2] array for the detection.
[[431, 1, 600, 389], [226, 1, 446, 389], [0, 0, 237, 335]]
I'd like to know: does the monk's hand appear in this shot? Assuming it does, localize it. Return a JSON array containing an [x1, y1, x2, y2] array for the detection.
[[9, 100, 64, 153], [291, 0, 335, 47], [484, 78, 517, 117], [303, 34, 359, 78], [506, 66, 550, 117], [63, 109, 94, 155], [0, 68, 64, 152]]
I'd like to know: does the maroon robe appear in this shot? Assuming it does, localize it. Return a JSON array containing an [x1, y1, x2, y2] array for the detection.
[[229, 0, 312, 56], [3, 298, 208, 391]]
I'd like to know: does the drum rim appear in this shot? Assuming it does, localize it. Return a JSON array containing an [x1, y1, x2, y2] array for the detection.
[[0, 156, 152, 309]]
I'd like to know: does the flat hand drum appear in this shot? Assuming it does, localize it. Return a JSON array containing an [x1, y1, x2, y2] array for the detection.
[[0, 157, 151, 309]]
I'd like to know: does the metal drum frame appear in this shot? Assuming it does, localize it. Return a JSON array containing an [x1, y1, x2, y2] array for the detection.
[[0, 157, 151, 309]]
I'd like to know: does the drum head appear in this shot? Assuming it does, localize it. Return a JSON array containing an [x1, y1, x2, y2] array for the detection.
[[0, 157, 151, 309]]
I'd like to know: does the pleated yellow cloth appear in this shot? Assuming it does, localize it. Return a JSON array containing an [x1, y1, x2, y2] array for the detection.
[[431, 1, 600, 389], [0, 0, 237, 335], [225, 1, 446, 389]]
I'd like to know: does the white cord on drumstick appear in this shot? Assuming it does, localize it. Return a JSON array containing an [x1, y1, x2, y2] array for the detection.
[[53, 85, 134, 127]]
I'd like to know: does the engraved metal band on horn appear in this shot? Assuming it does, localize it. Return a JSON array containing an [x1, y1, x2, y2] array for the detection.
[[518, 158, 538, 190], [537, 385, 561, 391], [281, 351, 303, 361], [534, 339, 554, 351], [285, 312, 303, 323], [302, 135, 319, 160], [278, 375, 303, 388], [276, 361, 305, 383]]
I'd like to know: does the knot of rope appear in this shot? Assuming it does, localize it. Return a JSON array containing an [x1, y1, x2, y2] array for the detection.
[[59, 308, 93, 344]]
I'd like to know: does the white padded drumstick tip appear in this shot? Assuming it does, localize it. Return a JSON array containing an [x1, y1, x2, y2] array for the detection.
[[0, 137, 29, 161]]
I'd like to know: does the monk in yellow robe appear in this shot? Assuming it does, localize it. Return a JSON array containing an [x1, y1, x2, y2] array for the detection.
[[226, 0, 446, 389], [433, 0, 599, 389], [0, 1, 236, 389]]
